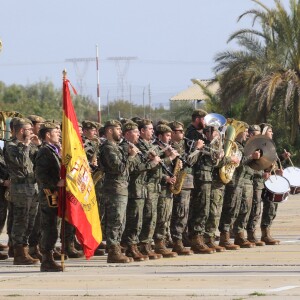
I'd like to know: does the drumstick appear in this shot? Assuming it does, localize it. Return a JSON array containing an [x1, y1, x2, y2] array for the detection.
[[284, 149, 294, 168]]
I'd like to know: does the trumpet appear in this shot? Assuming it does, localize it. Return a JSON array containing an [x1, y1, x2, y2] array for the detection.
[[183, 137, 222, 157]]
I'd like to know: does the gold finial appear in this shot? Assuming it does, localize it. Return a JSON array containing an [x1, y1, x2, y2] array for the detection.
[[62, 69, 67, 80]]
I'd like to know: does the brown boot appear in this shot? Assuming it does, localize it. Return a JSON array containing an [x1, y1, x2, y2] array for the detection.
[[219, 231, 240, 250], [8, 245, 14, 258], [234, 231, 256, 248], [247, 230, 265, 246], [13, 245, 40, 265], [172, 239, 193, 255], [126, 244, 149, 262], [0, 252, 8, 260], [190, 235, 215, 254], [107, 244, 132, 263], [65, 241, 84, 258], [40, 251, 63, 272], [154, 239, 178, 258], [29, 245, 43, 262], [205, 236, 226, 252], [261, 227, 280, 245], [139, 243, 162, 260]]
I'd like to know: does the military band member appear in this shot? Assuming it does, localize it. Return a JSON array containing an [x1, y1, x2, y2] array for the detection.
[[169, 121, 204, 255], [35, 122, 64, 272], [98, 120, 138, 263], [246, 125, 265, 246], [121, 122, 160, 261], [4, 118, 39, 265]]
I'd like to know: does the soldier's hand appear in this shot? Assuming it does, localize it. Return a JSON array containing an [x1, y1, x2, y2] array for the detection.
[[128, 146, 139, 157], [263, 172, 270, 180], [251, 150, 261, 160], [195, 139, 205, 150], [3, 180, 10, 187], [57, 179, 65, 187], [275, 169, 283, 176], [168, 149, 179, 161], [30, 134, 41, 146], [151, 155, 161, 165], [178, 160, 183, 169], [218, 150, 225, 159], [282, 150, 291, 160], [230, 155, 240, 164], [166, 176, 176, 185]]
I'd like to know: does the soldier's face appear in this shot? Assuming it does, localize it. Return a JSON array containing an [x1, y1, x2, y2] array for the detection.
[[112, 126, 122, 142], [171, 127, 184, 142], [49, 129, 60, 144], [126, 129, 140, 144], [33, 122, 43, 135], [265, 128, 273, 139], [22, 125, 33, 140], [84, 128, 97, 139], [161, 132, 171, 144], [141, 125, 154, 141]]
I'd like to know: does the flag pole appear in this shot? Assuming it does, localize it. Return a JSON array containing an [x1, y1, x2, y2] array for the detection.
[[96, 45, 101, 123], [60, 69, 67, 271]]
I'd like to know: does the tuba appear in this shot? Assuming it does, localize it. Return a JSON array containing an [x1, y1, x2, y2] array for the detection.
[[219, 118, 247, 184]]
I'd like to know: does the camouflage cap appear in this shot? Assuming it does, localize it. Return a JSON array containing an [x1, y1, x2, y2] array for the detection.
[[249, 124, 261, 132], [39, 122, 57, 130], [156, 119, 169, 126], [156, 124, 172, 134], [82, 120, 97, 129], [131, 116, 142, 125], [168, 121, 184, 131], [13, 118, 33, 127], [122, 121, 138, 132], [46, 119, 61, 127], [104, 119, 122, 128], [27, 114, 45, 124], [192, 109, 208, 119]]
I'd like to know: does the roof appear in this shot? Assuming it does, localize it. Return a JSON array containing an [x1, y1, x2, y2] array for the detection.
[[170, 79, 219, 101]]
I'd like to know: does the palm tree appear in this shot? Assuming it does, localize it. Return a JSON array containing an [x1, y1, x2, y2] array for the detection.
[[215, 0, 300, 144]]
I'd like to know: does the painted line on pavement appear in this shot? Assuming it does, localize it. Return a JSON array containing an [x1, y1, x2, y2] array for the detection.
[[267, 285, 300, 292]]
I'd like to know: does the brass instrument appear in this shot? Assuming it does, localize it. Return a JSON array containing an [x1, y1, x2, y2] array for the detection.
[[43, 189, 58, 208], [0, 111, 24, 140], [219, 118, 247, 184], [170, 158, 186, 195]]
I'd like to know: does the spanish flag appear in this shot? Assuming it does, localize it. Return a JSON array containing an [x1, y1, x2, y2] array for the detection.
[[61, 72, 102, 259]]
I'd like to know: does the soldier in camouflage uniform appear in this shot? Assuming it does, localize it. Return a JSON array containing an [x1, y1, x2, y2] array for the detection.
[[35, 122, 64, 272], [219, 124, 261, 250], [98, 120, 138, 263], [4, 118, 39, 265], [121, 122, 160, 261], [153, 124, 178, 258], [246, 125, 265, 246], [185, 109, 215, 254], [27, 114, 45, 262], [259, 123, 291, 245], [169, 121, 203, 255]]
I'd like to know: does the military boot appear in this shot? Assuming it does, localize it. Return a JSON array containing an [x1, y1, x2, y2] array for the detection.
[[0, 252, 8, 260], [172, 239, 193, 255], [13, 245, 40, 265], [29, 245, 43, 262], [261, 227, 280, 245], [234, 231, 256, 248], [8, 245, 14, 258], [139, 243, 162, 260], [190, 235, 215, 254], [205, 236, 226, 252], [154, 239, 178, 258], [107, 244, 132, 263], [40, 251, 63, 272], [219, 231, 240, 250], [247, 230, 265, 246], [126, 244, 149, 262], [65, 241, 84, 258]]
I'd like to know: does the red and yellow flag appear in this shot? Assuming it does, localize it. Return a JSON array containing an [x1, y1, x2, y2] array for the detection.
[[61, 75, 102, 259]]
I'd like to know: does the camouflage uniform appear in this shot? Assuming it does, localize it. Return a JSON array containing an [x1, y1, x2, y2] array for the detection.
[[98, 139, 135, 248], [4, 137, 38, 247], [35, 142, 61, 252], [0, 148, 9, 235]]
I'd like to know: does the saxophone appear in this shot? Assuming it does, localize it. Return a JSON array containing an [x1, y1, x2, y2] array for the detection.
[[219, 118, 247, 184], [170, 158, 187, 195]]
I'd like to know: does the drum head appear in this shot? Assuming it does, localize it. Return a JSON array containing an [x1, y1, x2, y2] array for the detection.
[[283, 167, 300, 187], [265, 175, 290, 193]]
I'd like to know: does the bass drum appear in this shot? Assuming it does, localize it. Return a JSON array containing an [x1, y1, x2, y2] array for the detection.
[[264, 175, 290, 203], [283, 166, 300, 194]]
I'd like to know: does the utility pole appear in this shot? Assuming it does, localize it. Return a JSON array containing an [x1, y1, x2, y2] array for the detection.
[[65, 57, 96, 95], [107, 56, 137, 100], [148, 84, 152, 120], [142, 87, 146, 118]]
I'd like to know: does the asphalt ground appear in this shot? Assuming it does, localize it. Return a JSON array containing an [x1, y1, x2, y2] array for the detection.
[[0, 193, 299, 300]]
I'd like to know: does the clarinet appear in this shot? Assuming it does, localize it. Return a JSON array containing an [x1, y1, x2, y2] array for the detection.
[[123, 139, 148, 163], [156, 138, 192, 168], [138, 138, 174, 177]]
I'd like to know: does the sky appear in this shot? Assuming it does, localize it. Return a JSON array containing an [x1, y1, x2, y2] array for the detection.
[[0, 0, 290, 109]]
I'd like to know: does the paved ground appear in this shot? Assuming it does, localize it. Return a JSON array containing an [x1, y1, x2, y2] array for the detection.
[[0, 194, 299, 300]]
